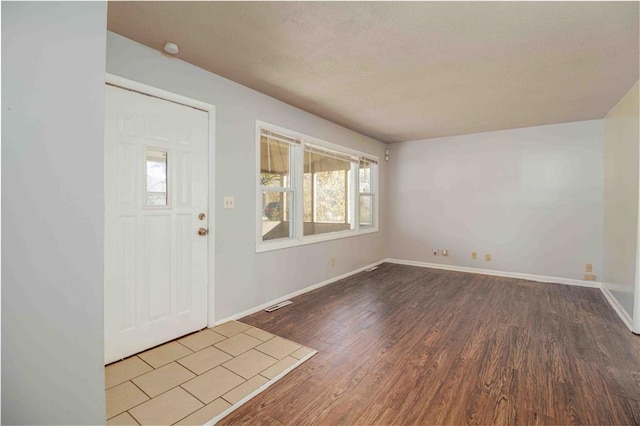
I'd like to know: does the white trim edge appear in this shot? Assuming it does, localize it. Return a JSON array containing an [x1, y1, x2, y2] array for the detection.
[[600, 285, 634, 331], [214, 260, 384, 325], [106, 73, 215, 112], [385, 258, 601, 288], [205, 349, 318, 425]]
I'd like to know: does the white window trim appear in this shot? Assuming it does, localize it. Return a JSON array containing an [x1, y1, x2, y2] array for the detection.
[[256, 121, 379, 253], [358, 157, 378, 229]]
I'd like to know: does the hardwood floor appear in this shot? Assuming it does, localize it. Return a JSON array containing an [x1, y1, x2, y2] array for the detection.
[[220, 263, 640, 425]]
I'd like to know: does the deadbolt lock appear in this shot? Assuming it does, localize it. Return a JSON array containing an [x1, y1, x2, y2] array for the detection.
[[198, 213, 206, 221]]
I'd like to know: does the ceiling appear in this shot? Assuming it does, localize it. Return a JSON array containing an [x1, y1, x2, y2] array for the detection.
[[107, 2, 639, 143]]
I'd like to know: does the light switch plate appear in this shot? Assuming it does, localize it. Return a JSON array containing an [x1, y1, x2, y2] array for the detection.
[[223, 196, 235, 209]]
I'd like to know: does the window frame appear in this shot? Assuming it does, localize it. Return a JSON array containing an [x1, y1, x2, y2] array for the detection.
[[256, 121, 378, 253], [143, 145, 172, 210], [358, 157, 378, 229]]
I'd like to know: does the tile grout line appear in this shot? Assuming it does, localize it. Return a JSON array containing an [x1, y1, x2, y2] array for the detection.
[[175, 340, 195, 353], [129, 379, 153, 400], [219, 364, 247, 380], [241, 330, 277, 342], [253, 349, 280, 362], [175, 344, 229, 376], [177, 360, 206, 376], [122, 381, 207, 421], [213, 336, 270, 358], [220, 395, 236, 406], [179, 383, 211, 406], [106, 380, 152, 421], [107, 322, 313, 424], [136, 354, 155, 371], [171, 401, 206, 426], [120, 411, 142, 426], [105, 355, 156, 391]]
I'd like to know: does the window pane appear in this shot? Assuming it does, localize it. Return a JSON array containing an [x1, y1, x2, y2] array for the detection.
[[146, 149, 167, 206], [360, 194, 373, 227], [260, 137, 290, 187], [262, 190, 291, 241], [303, 149, 351, 236], [314, 171, 347, 223], [359, 161, 371, 193]]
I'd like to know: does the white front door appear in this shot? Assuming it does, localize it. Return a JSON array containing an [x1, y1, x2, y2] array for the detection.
[[104, 84, 209, 364]]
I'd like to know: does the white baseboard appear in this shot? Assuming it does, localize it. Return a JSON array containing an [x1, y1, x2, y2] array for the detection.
[[385, 257, 639, 332], [216, 257, 634, 335], [214, 260, 384, 325], [600, 285, 633, 331], [385, 258, 601, 288]]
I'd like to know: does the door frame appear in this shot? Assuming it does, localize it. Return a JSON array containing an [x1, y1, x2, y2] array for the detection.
[[105, 73, 217, 327], [633, 85, 640, 335]]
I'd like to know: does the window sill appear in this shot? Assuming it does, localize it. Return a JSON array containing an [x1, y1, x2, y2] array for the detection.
[[256, 226, 379, 253]]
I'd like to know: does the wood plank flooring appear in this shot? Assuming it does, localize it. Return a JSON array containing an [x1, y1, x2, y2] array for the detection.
[[220, 263, 640, 425]]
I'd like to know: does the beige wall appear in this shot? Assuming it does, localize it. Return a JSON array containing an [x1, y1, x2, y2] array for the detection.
[[387, 120, 604, 281], [603, 81, 640, 326]]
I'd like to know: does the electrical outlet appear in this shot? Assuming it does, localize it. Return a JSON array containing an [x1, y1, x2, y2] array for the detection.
[[223, 196, 235, 209], [485, 254, 491, 261], [586, 263, 593, 272], [442, 249, 448, 256], [432, 249, 439, 256], [330, 257, 336, 268], [471, 252, 477, 260], [584, 274, 595, 281]]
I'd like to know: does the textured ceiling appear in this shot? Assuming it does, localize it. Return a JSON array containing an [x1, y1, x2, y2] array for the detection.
[[107, 2, 639, 143]]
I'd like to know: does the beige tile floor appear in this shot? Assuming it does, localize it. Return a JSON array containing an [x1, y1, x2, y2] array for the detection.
[[105, 321, 315, 425]]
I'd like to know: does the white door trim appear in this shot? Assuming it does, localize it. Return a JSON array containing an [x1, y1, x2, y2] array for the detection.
[[105, 73, 217, 327], [635, 137, 640, 334]]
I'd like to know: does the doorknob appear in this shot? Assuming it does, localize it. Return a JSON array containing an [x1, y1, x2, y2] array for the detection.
[[198, 227, 208, 236]]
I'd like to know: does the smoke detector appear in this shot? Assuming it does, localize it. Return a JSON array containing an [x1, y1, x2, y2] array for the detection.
[[163, 42, 179, 55]]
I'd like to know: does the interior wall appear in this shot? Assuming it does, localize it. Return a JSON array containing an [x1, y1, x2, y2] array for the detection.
[[2, 2, 107, 424], [387, 120, 604, 281], [603, 81, 639, 325], [106, 32, 387, 321]]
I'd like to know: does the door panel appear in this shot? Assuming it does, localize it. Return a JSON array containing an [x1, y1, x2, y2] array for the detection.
[[105, 85, 209, 364], [144, 214, 172, 320]]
